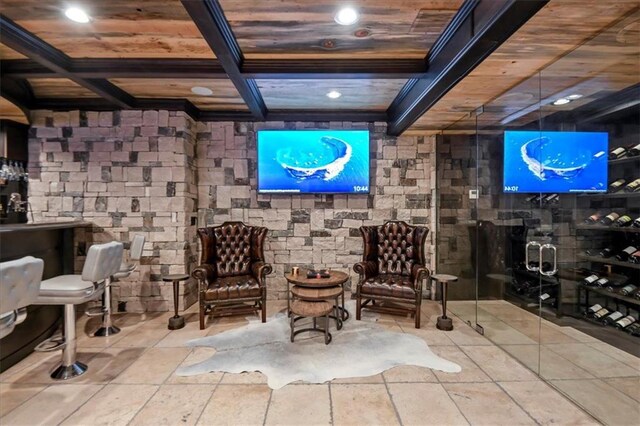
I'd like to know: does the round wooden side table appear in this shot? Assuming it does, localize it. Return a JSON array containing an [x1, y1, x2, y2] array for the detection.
[[432, 274, 458, 331], [284, 269, 349, 321], [162, 273, 189, 330], [291, 285, 344, 330]]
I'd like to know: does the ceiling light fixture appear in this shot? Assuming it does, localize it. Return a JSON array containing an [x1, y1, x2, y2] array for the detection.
[[326, 90, 342, 99], [191, 86, 213, 96], [566, 94, 583, 100], [334, 7, 359, 25], [552, 98, 571, 106], [64, 7, 91, 23]]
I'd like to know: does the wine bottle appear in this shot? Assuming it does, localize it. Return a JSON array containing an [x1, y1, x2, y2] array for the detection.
[[609, 179, 626, 192], [620, 284, 638, 296], [625, 322, 640, 336], [610, 146, 627, 159], [624, 178, 640, 192], [543, 194, 559, 204], [615, 315, 637, 329], [599, 212, 620, 225], [616, 246, 638, 261], [613, 215, 633, 227], [593, 307, 611, 319], [540, 292, 556, 304], [606, 280, 627, 292], [584, 212, 602, 224], [629, 250, 640, 264], [581, 274, 599, 286], [599, 247, 615, 258], [627, 143, 640, 157], [603, 311, 624, 325], [586, 304, 604, 317], [595, 277, 610, 287], [634, 217, 640, 228]]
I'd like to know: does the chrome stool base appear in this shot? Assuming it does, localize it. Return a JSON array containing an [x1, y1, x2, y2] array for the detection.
[[94, 325, 121, 337], [50, 361, 87, 380]]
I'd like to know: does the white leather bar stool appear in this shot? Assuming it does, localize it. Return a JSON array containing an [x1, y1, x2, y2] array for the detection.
[[92, 234, 145, 337], [35, 241, 123, 380], [0, 256, 44, 339]]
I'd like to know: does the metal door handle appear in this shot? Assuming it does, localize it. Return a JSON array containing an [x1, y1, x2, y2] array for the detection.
[[525, 241, 541, 271], [540, 244, 557, 276]]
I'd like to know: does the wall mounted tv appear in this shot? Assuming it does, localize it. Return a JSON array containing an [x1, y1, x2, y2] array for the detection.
[[257, 130, 370, 194], [503, 130, 608, 193]]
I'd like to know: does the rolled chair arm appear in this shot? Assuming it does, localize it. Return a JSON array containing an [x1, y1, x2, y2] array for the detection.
[[251, 261, 273, 285], [353, 260, 377, 282], [411, 265, 430, 293], [192, 265, 217, 291]]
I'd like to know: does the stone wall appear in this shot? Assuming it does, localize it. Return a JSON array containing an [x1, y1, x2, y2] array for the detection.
[[196, 121, 437, 300], [27, 110, 199, 312], [26, 113, 437, 311]]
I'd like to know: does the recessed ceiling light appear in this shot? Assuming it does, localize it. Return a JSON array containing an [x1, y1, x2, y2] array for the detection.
[[191, 86, 213, 96], [566, 94, 583, 100], [326, 90, 342, 99], [64, 7, 90, 23], [334, 7, 359, 25], [552, 98, 571, 106]]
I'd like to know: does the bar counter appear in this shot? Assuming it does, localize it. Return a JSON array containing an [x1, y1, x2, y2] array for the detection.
[[0, 221, 90, 371]]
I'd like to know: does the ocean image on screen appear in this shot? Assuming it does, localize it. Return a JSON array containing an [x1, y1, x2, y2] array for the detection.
[[503, 131, 608, 193], [257, 130, 370, 194]]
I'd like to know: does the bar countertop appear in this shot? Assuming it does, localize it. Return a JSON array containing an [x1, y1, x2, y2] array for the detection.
[[0, 221, 91, 234]]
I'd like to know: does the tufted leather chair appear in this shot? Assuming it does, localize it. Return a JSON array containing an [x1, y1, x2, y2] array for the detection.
[[353, 221, 430, 328], [193, 222, 272, 329]]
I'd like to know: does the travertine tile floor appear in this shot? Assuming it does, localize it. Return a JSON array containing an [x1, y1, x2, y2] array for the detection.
[[0, 298, 608, 425], [448, 300, 640, 426]]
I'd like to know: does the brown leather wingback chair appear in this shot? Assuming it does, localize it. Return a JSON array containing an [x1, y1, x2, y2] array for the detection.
[[353, 221, 430, 328], [192, 222, 272, 329]]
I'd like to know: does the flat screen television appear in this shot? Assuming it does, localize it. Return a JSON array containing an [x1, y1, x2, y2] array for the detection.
[[503, 130, 608, 193], [257, 129, 370, 194]]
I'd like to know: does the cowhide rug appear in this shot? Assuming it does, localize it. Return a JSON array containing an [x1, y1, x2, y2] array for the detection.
[[176, 302, 461, 389]]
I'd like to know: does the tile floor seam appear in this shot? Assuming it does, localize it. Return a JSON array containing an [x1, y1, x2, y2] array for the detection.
[[192, 377, 222, 426], [438, 383, 472, 426], [328, 382, 334, 426], [0, 382, 50, 418], [493, 381, 543, 426], [125, 383, 162, 425], [381, 370, 404, 426], [56, 383, 107, 425], [543, 343, 635, 378], [262, 388, 274, 426], [160, 347, 193, 386]]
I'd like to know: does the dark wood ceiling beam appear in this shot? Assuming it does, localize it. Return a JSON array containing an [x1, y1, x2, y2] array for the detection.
[[181, 0, 267, 120], [0, 78, 35, 117], [265, 110, 387, 122], [0, 14, 136, 109], [241, 59, 428, 79], [386, 0, 548, 136]]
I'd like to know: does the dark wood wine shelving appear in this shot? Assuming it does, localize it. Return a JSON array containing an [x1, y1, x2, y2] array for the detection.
[[577, 283, 640, 308], [577, 192, 640, 199], [609, 156, 640, 166], [576, 224, 640, 234], [578, 254, 640, 270]]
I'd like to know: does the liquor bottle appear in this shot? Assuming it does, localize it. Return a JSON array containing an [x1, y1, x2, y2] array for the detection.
[[599, 212, 620, 225], [598, 247, 615, 258], [615, 315, 637, 329], [609, 179, 626, 192], [593, 307, 612, 320], [620, 284, 638, 296], [613, 214, 633, 227], [617, 246, 638, 261], [610, 146, 627, 159], [603, 311, 624, 325], [634, 217, 640, 228], [586, 303, 604, 317], [584, 212, 602, 224], [624, 178, 640, 192], [627, 142, 640, 157], [581, 274, 599, 286]]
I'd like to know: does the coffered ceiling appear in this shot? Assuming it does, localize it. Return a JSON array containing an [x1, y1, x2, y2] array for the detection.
[[0, 0, 637, 136]]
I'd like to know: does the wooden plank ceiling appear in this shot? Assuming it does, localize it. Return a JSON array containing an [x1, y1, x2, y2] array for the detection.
[[406, 0, 640, 134]]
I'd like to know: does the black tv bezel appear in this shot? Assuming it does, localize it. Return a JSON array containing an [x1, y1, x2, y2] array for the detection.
[[255, 129, 372, 195]]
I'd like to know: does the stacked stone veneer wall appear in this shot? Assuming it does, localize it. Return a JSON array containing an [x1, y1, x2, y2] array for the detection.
[[196, 121, 437, 300], [28, 110, 199, 312], [27, 113, 437, 311]]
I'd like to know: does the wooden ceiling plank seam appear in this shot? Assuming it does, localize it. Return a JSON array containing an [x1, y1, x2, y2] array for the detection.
[[386, 0, 548, 136], [0, 14, 137, 109], [181, 0, 267, 120]]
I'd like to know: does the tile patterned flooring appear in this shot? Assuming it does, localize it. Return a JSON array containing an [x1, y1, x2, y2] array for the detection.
[[448, 300, 640, 426], [0, 298, 625, 425]]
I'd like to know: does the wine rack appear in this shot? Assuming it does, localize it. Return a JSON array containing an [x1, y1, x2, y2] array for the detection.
[[577, 254, 640, 271]]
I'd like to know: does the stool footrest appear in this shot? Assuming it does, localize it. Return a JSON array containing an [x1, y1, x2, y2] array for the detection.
[[34, 335, 65, 352], [84, 306, 105, 317]]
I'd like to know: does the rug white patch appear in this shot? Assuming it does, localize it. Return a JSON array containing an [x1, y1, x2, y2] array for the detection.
[[176, 302, 461, 389]]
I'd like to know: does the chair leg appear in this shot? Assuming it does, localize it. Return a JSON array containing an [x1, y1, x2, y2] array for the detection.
[[324, 313, 330, 345], [415, 305, 421, 329], [94, 277, 121, 337], [199, 301, 205, 330], [290, 314, 295, 342], [261, 295, 267, 323], [51, 304, 87, 380], [356, 295, 362, 320]]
